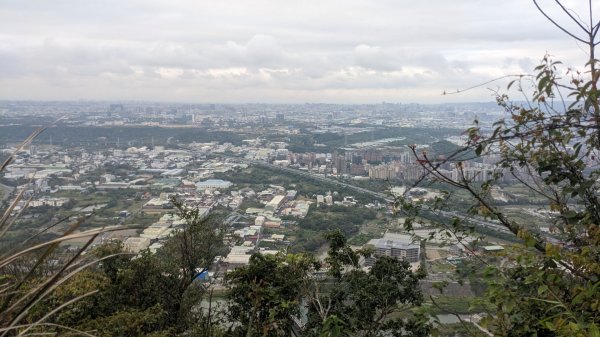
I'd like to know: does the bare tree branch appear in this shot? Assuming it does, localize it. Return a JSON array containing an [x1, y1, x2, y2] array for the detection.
[[533, 0, 589, 43]]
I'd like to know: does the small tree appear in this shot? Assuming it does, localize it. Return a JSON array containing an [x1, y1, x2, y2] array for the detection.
[[400, 1, 600, 336]]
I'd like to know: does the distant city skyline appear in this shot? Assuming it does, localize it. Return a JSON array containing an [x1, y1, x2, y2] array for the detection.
[[1, 0, 597, 103]]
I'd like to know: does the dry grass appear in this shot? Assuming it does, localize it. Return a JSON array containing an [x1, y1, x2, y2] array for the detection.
[[0, 127, 135, 336]]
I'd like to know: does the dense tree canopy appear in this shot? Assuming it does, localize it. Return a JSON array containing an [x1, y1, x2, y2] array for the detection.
[[227, 230, 431, 337]]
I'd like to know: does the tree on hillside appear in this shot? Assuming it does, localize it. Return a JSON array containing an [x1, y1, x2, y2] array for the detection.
[[225, 230, 431, 337], [309, 230, 430, 337], [305, 255, 430, 337], [86, 199, 227, 336], [399, 1, 600, 336], [225, 252, 318, 337]]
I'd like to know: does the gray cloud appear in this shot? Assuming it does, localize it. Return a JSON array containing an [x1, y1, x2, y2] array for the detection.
[[353, 44, 401, 71], [0, 0, 595, 103]]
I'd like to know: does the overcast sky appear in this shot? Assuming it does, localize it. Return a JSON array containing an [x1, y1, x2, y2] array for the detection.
[[0, 0, 598, 103]]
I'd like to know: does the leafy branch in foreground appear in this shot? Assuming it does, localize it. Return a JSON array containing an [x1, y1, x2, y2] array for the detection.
[[399, 2, 600, 336]]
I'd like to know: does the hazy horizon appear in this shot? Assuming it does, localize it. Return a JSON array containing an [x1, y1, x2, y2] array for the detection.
[[0, 99, 505, 106]]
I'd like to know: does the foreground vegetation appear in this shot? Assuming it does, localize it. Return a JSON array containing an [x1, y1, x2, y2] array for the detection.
[[398, 2, 600, 336], [0, 205, 432, 337]]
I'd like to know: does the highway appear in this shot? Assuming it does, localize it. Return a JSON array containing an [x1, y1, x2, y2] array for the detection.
[[237, 157, 392, 201], [435, 208, 512, 234], [227, 156, 514, 237]]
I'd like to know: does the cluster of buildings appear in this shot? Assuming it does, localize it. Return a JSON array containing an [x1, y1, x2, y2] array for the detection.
[[1, 139, 434, 273], [224, 191, 299, 270], [123, 213, 189, 253], [1, 100, 513, 264], [0, 101, 531, 293], [29, 197, 70, 208]]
